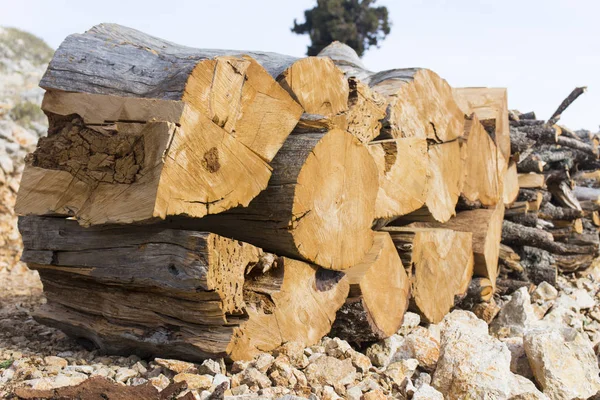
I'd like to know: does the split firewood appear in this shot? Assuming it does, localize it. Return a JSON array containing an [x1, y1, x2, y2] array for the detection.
[[452, 87, 511, 162], [20, 216, 349, 361], [16, 120, 274, 226], [330, 232, 410, 343], [385, 227, 474, 323], [172, 128, 379, 271], [498, 244, 524, 274], [518, 173, 545, 189], [460, 114, 500, 206], [423, 140, 463, 222], [402, 204, 504, 288], [503, 161, 520, 205], [368, 138, 430, 220], [455, 277, 494, 310]]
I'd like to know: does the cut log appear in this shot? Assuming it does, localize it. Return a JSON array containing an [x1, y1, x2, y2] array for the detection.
[[518, 246, 557, 286], [452, 87, 510, 162], [502, 220, 596, 255], [503, 161, 520, 205], [345, 77, 387, 143], [39, 24, 303, 162], [547, 86, 587, 125], [16, 119, 274, 225], [385, 227, 474, 323], [369, 69, 464, 142], [538, 203, 583, 221], [318, 41, 373, 81], [460, 114, 500, 206], [518, 173, 545, 189], [170, 128, 379, 270], [20, 216, 349, 361], [329, 232, 410, 343], [368, 138, 430, 220], [424, 140, 463, 222], [403, 204, 504, 288], [499, 244, 524, 274], [517, 155, 545, 173]]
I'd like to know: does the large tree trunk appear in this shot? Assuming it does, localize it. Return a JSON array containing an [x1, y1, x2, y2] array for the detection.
[[385, 227, 474, 323], [171, 128, 379, 271], [20, 216, 349, 361], [368, 138, 430, 220], [329, 232, 410, 343]]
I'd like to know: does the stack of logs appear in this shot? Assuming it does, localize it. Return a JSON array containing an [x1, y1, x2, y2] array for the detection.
[[499, 87, 600, 295], [14, 24, 593, 362]]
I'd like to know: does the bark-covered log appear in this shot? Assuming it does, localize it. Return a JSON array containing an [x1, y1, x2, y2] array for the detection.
[[386, 227, 474, 323], [499, 244, 524, 274], [368, 138, 430, 220], [330, 232, 410, 343], [557, 135, 598, 157], [502, 220, 596, 255], [20, 216, 349, 361], [519, 111, 537, 120], [171, 128, 379, 271], [538, 203, 583, 221], [495, 279, 535, 296], [517, 155, 545, 173], [518, 246, 557, 286], [547, 86, 587, 125]]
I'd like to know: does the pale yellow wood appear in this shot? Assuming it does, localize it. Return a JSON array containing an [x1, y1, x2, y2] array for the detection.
[[346, 78, 387, 143], [369, 138, 430, 219], [503, 161, 520, 205], [518, 172, 545, 189], [425, 140, 463, 222]]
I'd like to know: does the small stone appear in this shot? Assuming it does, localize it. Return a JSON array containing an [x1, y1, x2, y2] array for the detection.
[[132, 361, 147, 375], [268, 355, 296, 387], [362, 389, 387, 400], [391, 326, 440, 371], [365, 334, 404, 367], [251, 353, 274, 373], [322, 385, 342, 400], [397, 312, 421, 336], [532, 302, 553, 320], [64, 365, 94, 375], [231, 360, 251, 374], [260, 386, 290, 397], [154, 357, 197, 374], [115, 367, 138, 383], [324, 337, 352, 359], [91, 366, 114, 379], [346, 386, 362, 400], [130, 377, 148, 386], [349, 350, 371, 373], [531, 281, 558, 303], [570, 288, 595, 309], [304, 355, 356, 388], [292, 367, 307, 387], [490, 287, 539, 337], [275, 341, 310, 369], [173, 373, 213, 390], [230, 383, 248, 395], [24, 374, 86, 390], [524, 327, 600, 399], [43, 356, 67, 368], [412, 383, 444, 400], [212, 373, 229, 389], [414, 372, 431, 388], [383, 359, 418, 386], [197, 358, 221, 375], [501, 337, 534, 379], [231, 367, 271, 389]]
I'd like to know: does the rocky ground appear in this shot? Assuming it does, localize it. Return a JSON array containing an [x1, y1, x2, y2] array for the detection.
[[2, 27, 600, 400]]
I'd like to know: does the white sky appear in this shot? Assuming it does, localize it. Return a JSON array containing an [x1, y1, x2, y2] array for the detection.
[[1, 0, 598, 130]]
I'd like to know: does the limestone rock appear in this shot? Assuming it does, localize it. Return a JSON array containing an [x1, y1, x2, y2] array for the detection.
[[412, 383, 444, 400], [154, 358, 197, 374], [490, 287, 539, 338], [114, 367, 138, 383], [532, 282, 558, 303], [397, 312, 421, 336], [274, 342, 309, 369], [365, 335, 404, 367], [432, 310, 546, 399], [43, 356, 67, 368], [501, 337, 534, 380], [231, 367, 271, 390], [383, 359, 418, 386], [197, 359, 221, 376], [524, 327, 600, 400], [173, 373, 213, 390], [391, 326, 440, 371], [304, 356, 356, 388]]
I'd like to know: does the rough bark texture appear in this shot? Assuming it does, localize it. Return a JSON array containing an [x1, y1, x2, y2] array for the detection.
[[20, 216, 349, 361]]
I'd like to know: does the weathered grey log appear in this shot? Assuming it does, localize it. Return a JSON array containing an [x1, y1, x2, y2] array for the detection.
[[502, 220, 595, 255], [538, 202, 583, 221], [519, 111, 537, 120], [505, 213, 539, 227], [557, 136, 598, 157], [495, 278, 535, 296], [517, 155, 545, 173], [573, 186, 600, 203], [510, 119, 545, 127], [547, 86, 587, 125], [510, 128, 536, 155], [518, 246, 557, 286]]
